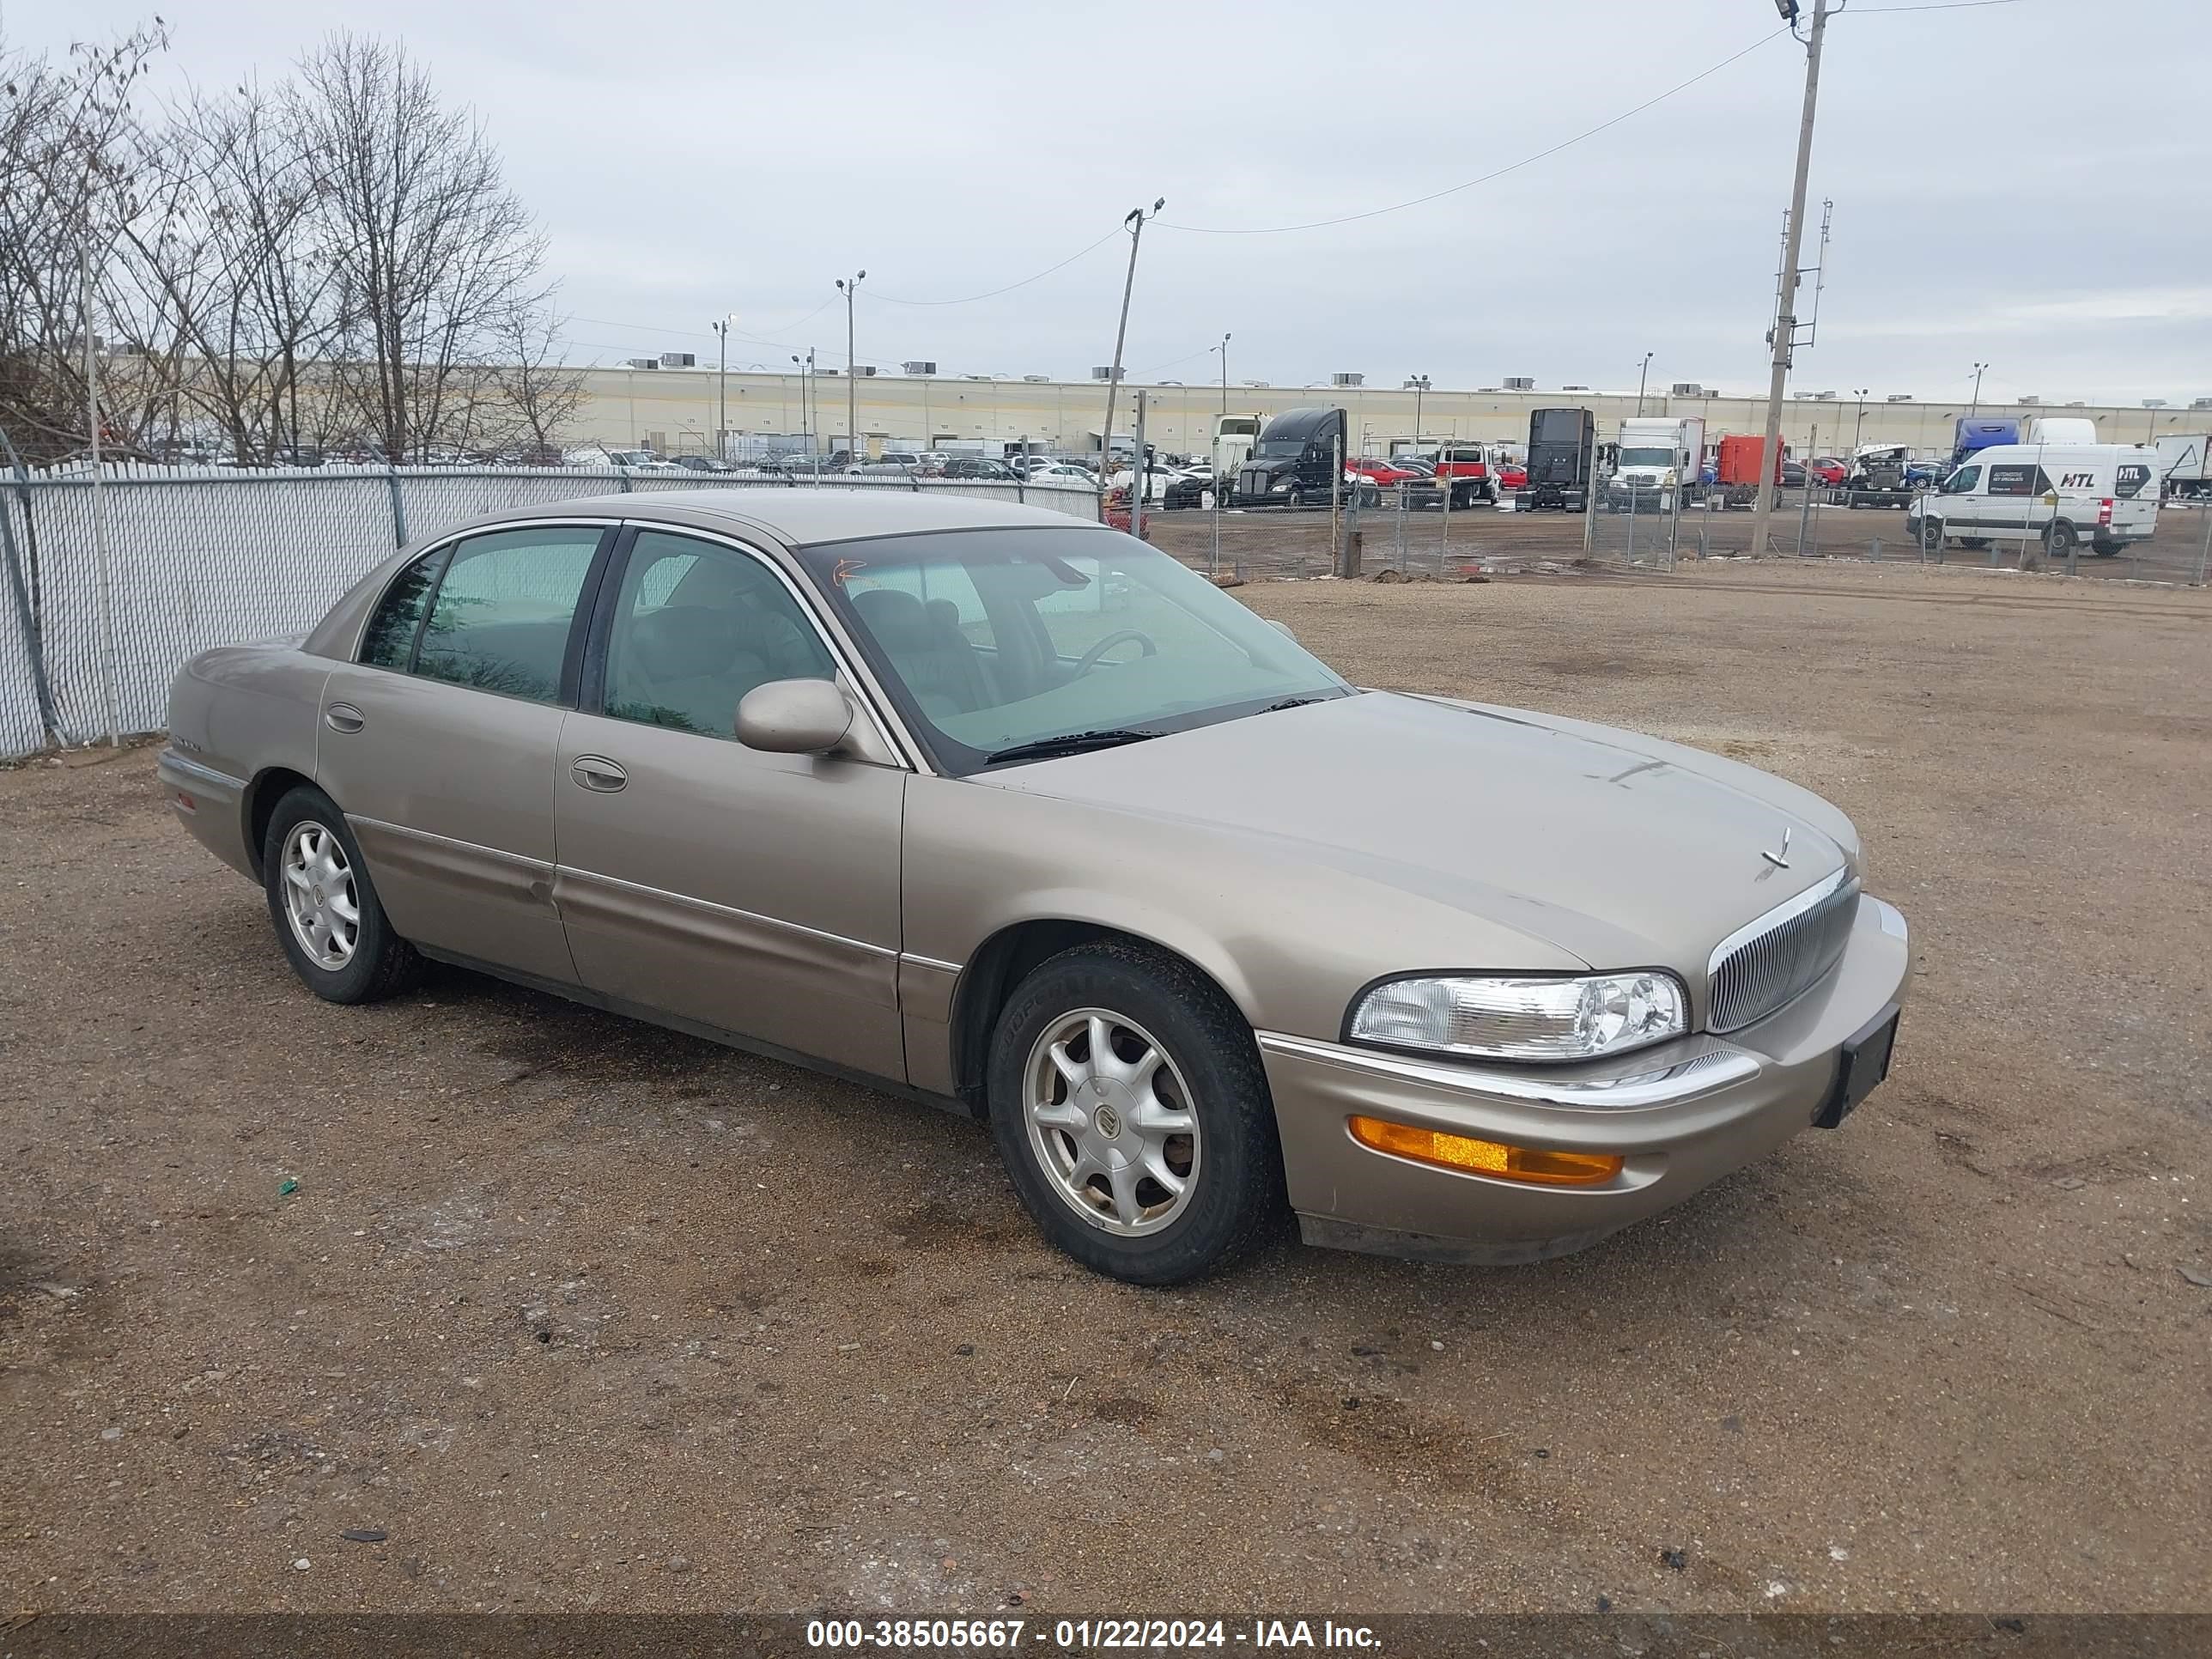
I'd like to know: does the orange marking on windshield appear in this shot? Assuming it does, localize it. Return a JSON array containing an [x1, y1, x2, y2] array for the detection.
[[832, 558, 868, 587]]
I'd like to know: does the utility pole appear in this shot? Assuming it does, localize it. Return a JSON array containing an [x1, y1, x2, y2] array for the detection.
[[1097, 199, 1164, 516], [1407, 374, 1430, 445], [1636, 352, 1654, 417], [1747, 0, 1832, 562], [1969, 361, 1988, 416], [1852, 386, 1869, 450], [712, 320, 729, 460], [1217, 331, 1231, 416], [836, 270, 866, 461]]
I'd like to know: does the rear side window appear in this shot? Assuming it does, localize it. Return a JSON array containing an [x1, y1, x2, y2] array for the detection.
[[2113, 463, 2151, 499], [414, 527, 604, 703], [360, 548, 451, 669], [1987, 464, 2051, 496]]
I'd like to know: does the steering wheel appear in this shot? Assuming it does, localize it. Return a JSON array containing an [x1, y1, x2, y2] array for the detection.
[[1073, 629, 1158, 675]]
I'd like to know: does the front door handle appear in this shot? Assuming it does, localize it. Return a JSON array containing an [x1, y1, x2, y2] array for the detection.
[[325, 702, 365, 734], [570, 756, 627, 793]]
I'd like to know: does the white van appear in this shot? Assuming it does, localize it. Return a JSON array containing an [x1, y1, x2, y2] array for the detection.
[[1906, 443, 2159, 558]]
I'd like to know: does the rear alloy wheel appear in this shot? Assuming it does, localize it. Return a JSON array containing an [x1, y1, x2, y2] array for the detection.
[[263, 785, 422, 1004], [988, 941, 1284, 1285]]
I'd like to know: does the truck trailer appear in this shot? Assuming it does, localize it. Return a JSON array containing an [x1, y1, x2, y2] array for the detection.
[[1513, 408, 1595, 512], [2154, 433, 2210, 501]]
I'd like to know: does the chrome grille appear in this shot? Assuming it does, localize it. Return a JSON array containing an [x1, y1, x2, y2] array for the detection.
[[1706, 868, 1861, 1034]]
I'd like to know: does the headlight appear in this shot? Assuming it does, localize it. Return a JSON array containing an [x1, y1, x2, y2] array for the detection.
[[1662, 468, 1678, 485], [1349, 972, 1688, 1063]]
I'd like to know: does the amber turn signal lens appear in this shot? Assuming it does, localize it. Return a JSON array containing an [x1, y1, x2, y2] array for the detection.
[[1346, 1116, 1624, 1187]]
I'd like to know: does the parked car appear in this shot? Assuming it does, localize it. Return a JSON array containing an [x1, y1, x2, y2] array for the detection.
[[1806, 457, 1848, 488], [672, 456, 734, 473], [1346, 457, 1425, 490], [1780, 460, 1808, 489], [1025, 463, 1098, 485], [941, 457, 1020, 482], [161, 492, 1907, 1285], [1107, 465, 1208, 510]]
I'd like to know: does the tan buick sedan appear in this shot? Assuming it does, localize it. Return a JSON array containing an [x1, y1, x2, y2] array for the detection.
[[160, 492, 1907, 1284]]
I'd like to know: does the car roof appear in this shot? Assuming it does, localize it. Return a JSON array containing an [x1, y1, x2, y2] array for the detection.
[[481, 487, 1112, 548]]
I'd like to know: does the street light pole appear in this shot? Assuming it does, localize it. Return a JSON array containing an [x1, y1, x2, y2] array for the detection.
[[1097, 199, 1164, 514], [836, 270, 866, 461], [1218, 331, 1231, 416], [1747, 0, 1834, 562], [1636, 351, 1654, 417], [1852, 386, 1869, 450], [1407, 374, 1430, 445], [1969, 361, 1988, 416], [712, 320, 729, 460]]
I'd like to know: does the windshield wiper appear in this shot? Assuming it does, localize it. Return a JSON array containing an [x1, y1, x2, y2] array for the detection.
[[1263, 696, 1328, 713], [984, 728, 1163, 766]]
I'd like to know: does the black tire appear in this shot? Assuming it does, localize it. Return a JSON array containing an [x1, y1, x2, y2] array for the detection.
[[262, 785, 423, 1004], [1959, 537, 1990, 550], [2045, 520, 2078, 557], [2091, 540, 2121, 559], [1917, 515, 1944, 553], [986, 940, 1285, 1285]]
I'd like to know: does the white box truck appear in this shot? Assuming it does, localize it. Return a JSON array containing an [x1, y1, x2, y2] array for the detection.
[[2154, 433, 2209, 501], [1607, 416, 1705, 511]]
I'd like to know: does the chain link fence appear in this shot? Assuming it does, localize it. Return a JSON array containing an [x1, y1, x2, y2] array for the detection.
[[0, 459, 1097, 757]]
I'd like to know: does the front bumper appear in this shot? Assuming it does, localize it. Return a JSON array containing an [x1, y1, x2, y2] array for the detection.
[[1257, 894, 1910, 1266]]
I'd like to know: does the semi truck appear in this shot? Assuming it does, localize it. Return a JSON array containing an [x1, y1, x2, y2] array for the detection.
[[1949, 417, 2020, 468], [1233, 406, 1351, 507], [1607, 416, 1705, 511], [1513, 407, 1595, 512], [1211, 412, 1264, 483]]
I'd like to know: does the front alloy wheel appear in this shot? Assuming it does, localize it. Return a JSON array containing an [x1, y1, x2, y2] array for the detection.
[[1024, 1008, 1199, 1236], [988, 940, 1285, 1284]]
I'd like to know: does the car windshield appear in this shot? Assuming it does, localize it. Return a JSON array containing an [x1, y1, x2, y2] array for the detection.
[[1618, 447, 1673, 466], [799, 527, 1353, 775]]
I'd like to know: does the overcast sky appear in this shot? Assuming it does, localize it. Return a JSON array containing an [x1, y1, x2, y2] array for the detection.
[[17, 0, 2211, 404]]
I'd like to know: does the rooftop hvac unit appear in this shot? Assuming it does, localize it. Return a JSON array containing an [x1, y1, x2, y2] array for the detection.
[[2192, 396, 2212, 410], [962, 374, 991, 381], [659, 351, 697, 368], [1091, 366, 1121, 381], [902, 361, 937, 376], [625, 357, 660, 369], [1023, 374, 1052, 383], [817, 367, 839, 375], [1885, 394, 1913, 403], [2018, 395, 2040, 404], [1332, 372, 1364, 387], [1812, 390, 1837, 401], [2142, 398, 2168, 409], [1243, 380, 1270, 388], [2068, 401, 2088, 408], [1669, 381, 1705, 397], [1561, 384, 1589, 391], [852, 365, 878, 377], [1503, 376, 1534, 391]]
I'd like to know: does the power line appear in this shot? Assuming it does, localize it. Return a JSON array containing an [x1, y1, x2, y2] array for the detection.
[[866, 225, 1127, 307], [1849, 1, 2029, 12], [1161, 27, 1792, 235]]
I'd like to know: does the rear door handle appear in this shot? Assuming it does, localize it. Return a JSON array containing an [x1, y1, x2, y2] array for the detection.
[[570, 756, 627, 793], [325, 702, 365, 734]]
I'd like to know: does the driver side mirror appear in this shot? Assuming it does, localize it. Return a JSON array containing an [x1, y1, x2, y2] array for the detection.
[[735, 678, 854, 756]]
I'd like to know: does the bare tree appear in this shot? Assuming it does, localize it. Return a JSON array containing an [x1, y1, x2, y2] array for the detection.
[[485, 301, 586, 460], [0, 22, 170, 462], [291, 33, 547, 462], [116, 78, 349, 462]]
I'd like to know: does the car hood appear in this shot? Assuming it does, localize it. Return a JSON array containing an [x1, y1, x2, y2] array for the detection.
[[983, 690, 1856, 976]]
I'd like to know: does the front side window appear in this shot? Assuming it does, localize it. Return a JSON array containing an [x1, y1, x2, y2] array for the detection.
[[802, 528, 1352, 775], [1942, 465, 1983, 495], [602, 532, 835, 738], [414, 526, 603, 703]]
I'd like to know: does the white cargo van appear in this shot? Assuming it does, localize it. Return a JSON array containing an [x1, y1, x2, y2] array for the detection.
[[1906, 443, 2159, 557]]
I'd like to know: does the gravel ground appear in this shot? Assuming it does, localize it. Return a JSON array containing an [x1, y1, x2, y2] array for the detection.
[[3, 561, 2209, 1619]]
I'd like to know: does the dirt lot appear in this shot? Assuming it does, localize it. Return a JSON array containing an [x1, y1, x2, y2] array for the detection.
[[1145, 496, 2212, 586], [3, 562, 2209, 1619]]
